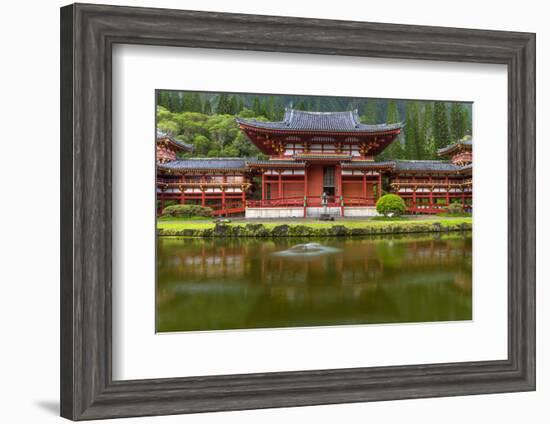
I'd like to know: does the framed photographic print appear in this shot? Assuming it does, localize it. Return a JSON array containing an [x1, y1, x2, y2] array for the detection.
[[60, 3, 535, 420]]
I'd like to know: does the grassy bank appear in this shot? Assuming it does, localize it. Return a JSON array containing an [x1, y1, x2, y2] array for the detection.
[[157, 216, 472, 237]]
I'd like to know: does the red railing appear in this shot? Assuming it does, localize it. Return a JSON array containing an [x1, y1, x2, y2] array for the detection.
[[406, 204, 447, 214], [343, 197, 376, 207], [247, 196, 378, 208], [247, 197, 304, 208], [213, 206, 246, 216]]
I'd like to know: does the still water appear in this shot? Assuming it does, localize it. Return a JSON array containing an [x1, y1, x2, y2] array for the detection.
[[157, 234, 472, 332]]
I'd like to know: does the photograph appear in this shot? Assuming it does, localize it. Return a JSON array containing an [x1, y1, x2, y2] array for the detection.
[[155, 91, 473, 332]]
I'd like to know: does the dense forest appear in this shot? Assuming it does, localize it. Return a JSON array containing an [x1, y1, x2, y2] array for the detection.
[[156, 90, 472, 161]]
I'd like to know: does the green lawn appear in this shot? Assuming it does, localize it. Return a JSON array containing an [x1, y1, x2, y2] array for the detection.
[[157, 216, 472, 231]]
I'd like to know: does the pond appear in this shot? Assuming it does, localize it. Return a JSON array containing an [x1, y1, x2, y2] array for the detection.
[[157, 233, 472, 332]]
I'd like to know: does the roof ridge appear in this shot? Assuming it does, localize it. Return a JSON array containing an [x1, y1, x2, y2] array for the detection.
[[395, 159, 447, 162]]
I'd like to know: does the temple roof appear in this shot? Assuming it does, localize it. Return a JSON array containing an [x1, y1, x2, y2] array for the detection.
[[158, 158, 247, 171], [437, 138, 473, 156], [247, 159, 306, 167], [294, 153, 352, 160], [393, 160, 470, 173], [156, 129, 193, 152], [157, 157, 470, 174], [236, 108, 403, 133], [341, 161, 395, 169]]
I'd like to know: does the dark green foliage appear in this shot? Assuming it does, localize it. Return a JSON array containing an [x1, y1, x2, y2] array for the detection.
[[404, 102, 423, 159], [379, 100, 404, 159], [162, 204, 214, 218], [446, 202, 464, 215], [433, 101, 451, 150], [376, 194, 407, 217], [216, 93, 231, 114], [450, 103, 469, 142], [202, 99, 212, 115], [361, 101, 379, 124], [252, 97, 262, 116]]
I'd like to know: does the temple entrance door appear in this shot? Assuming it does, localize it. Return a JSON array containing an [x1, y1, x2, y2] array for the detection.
[[323, 166, 335, 197]]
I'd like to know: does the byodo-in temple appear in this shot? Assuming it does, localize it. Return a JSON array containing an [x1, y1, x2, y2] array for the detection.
[[156, 108, 472, 217]]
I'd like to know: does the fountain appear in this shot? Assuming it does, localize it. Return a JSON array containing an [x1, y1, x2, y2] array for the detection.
[[272, 242, 341, 258]]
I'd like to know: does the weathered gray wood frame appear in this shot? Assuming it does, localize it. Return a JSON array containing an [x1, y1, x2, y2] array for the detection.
[[60, 3, 536, 420]]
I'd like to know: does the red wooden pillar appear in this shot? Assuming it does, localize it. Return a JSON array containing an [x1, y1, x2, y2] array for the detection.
[[336, 164, 343, 197], [428, 176, 433, 209], [377, 172, 382, 199], [445, 176, 450, 206], [201, 189, 206, 207], [261, 171, 265, 201], [337, 165, 344, 216], [221, 189, 226, 211], [180, 176, 185, 205], [278, 171, 282, 199], [362, 172, 367, 199], [303, 167, 308, 218], [241, 190, 246, 208], [412, 176, 416, 210]]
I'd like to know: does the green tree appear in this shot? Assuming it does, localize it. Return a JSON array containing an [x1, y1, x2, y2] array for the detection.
[[252, 97, 262, 116], [376, 194, 406, 217], [192, 134, 213, 156], [361, 101, 379, 124], [189, 93, 202, 113], [216, 93, 231, 114], [420, 102, 435, 158], [450, 103, 469, 143], [405, 102, 422, 159], [228, 96, 239, 115], [432, 101, 451, 150], [379, 100, 404, 159], [202, 99, 212, 115]]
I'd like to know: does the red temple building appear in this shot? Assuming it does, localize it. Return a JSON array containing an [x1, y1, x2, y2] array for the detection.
[[156, 109, 472, 217]]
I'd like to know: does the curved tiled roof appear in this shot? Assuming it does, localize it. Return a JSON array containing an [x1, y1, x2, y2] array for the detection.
[[437, 139, 473, 156], [156, 129, 193, 151], [341, 161, 395, 169], [158, 158, 246, 171], [247, 160, 305, 167], [393, 160, 465, 172], [236, 108, 403, 133]]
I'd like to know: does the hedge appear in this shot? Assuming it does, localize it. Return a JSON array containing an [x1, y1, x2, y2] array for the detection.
[[161, 204, 214, 218], [158, 221, 472, 238]]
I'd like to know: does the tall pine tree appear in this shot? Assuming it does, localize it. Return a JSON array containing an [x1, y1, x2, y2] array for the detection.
[[252, 97, 262, 116], [202, 99, 212, 115], [379, 100, 404, 159], [216, 93, 231, 114], [450, 103, 468, 142], [361, 101, 379, 124], [432, 101, 451, 150], [189, 92, 202, 112], [228, 96, 239, 115], [404, 102, 422, 159]]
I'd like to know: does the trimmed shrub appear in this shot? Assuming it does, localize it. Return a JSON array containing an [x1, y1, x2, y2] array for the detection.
[[446, 202, 464, 215], [376, 194, 406, 217], [161, 204, 213, 218]]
